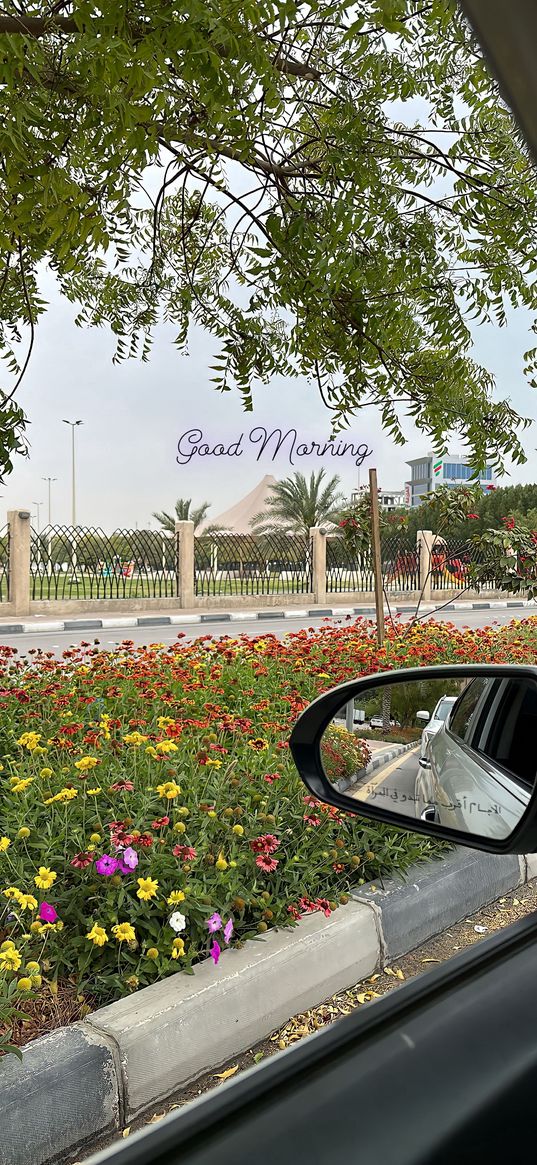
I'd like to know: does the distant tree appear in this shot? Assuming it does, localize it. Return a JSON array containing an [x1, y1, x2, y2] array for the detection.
[[152, 499, 218, 534], [250, 471, 345, 537]]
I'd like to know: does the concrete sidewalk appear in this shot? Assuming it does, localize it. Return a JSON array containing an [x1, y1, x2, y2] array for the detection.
[[0, 598, 533, 635]]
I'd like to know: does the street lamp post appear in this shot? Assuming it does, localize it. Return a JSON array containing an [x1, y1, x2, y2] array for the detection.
[[32, 501, 43, 533], [42, 477, 57, 526], [62, 420, 83, 527]]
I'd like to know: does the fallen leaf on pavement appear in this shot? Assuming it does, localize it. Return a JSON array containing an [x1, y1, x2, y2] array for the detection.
[[213, 1066, 239, 1081], [122, 1128, 131, 1139]]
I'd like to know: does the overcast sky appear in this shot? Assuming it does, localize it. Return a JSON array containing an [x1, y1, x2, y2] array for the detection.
[[2, 268, 536, 533]]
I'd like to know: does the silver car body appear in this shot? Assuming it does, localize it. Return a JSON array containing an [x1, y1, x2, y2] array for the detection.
[[419, 695, 458, 764], [415, 677, 532, 840]]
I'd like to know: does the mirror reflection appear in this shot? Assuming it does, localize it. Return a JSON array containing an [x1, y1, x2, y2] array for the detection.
[[320, 674, 537, 840]]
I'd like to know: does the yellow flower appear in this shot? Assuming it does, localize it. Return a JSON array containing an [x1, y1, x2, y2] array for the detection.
[[29, 920, 42, 933], [171, 937, 185, 959], [157, 717, 175, 729], [0, 947, 22, 971], [40, 768, 53, 778], [145, 746, 157, 758], [18, 893, 38, 911], [125, 975, 138, 990], [34, 867, 57, 890], [177, 806, 189, 818], [3, 887, 22, 901], [86, 924, 108, 947], [112, 922, 136, 943], [123, 732, 148, 746], [86, 787, 101, 796], [137, 876, 159, 901], [207, 811, 217, 820], [215, 852, 228, 871], [17, 977, 32, 992], [146, 947, 159, 960], [26, 961, 40, 973], [156, 781, 181, 800], [11, 778, 34, 793], [89, 833, 101, 844], [33, 747, 47, 755], [55, 920, 64, 931], [232, 824, 244, 836], [17, 827, 30, 839], [155, 741, 178, 754], [17, 732, 41, 750], [204, 759, 222, 768], [55, 787, 78, 803], [0, 837, 11, 852], [74, 756, 98, 771], [173, 821, 186, 833], [166, 890, 185, 905], [0, 940, 15, 950], [30, 974, 42, 988]]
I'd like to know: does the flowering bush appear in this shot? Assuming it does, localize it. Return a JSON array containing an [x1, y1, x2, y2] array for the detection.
[[320, 725, 371, 783], [2, 617, 536, 1026]]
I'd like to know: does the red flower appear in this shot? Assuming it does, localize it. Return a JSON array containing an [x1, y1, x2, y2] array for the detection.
[[70, 852, 93, 869], [250, 834, 279, 855], [287, 904, 301, 920], [109, 780, 134, 792], [255, 855, 279, 872], [151, 816, 170, 830], [467, 514, 479, 519], [502, 516, 515, 530], [264, 772, 281, 784], [173, 845, 197, 860]]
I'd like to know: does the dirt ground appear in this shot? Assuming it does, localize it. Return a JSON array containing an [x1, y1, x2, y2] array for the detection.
[[69, 877, 537, 1164]]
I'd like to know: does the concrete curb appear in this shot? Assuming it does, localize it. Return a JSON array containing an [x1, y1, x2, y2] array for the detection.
[[0, 599, 534, 635], [2, 845, 534, 1165]]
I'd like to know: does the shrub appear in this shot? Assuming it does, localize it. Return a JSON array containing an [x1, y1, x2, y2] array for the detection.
[[3, 614, 532, 1017]]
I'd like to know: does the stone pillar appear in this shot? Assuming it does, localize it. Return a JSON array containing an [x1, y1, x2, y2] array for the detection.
[[417, 529, 434, 602], [8, 509, 31, 615], [311, 526, 327, 604], [175, 521, 195, 608]]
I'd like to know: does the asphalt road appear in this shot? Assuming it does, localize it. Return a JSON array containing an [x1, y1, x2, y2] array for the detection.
[[0, 605, 534, 657], [351, 745, 421, 823]]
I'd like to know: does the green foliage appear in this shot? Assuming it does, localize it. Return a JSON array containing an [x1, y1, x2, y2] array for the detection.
[[1, 3, 537, 474], [250, 470, 345, 535], [152, 499, 215, 533]]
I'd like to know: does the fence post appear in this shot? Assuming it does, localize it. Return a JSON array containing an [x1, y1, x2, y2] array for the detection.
[[8, 509, 31, 615], [311, 526, 327, 604], [417, 529, 433, 602], [175, 521, 195, 608]]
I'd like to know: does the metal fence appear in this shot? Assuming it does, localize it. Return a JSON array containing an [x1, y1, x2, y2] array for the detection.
[[30, 526, 177, 600], [326, 535, 420, 593], [429, 539, 500, 593], [194, 532, 312, 596], [0, 525, 8, 601]]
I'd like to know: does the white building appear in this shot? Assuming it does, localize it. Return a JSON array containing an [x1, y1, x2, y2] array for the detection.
[[351, 485, 406, 511]]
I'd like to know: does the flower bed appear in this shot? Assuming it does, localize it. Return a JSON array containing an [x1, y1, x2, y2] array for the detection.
[[2, 615, 536, 1050]]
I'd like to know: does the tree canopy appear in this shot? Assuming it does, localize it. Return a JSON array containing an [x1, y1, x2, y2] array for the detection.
[[250, 469, 344, 534], [2, 1, 537, 480]]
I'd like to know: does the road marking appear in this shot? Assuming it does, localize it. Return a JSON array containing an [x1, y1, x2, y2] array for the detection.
[[352, 745, 419, 801]]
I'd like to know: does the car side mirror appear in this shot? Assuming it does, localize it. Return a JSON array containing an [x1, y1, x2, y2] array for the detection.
[[416, 710, 430, 722], [289, 664, 537, 855]]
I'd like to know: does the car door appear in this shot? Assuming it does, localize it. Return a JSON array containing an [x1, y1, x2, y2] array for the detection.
[[427, 678, 531, 837]]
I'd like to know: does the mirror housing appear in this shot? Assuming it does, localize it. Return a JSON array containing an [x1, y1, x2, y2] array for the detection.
[[416, 710, 430, 722], [289, 665, 537, 854]]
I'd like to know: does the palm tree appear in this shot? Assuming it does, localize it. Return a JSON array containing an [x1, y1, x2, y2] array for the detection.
[[152, 499, 214, 534], [250, 471, 345, 536]]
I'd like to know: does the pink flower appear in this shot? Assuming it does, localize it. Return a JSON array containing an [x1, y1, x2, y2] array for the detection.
[[39, 902, 58, 923], [263, 773, 281, 784], [70, 852, 93, 869], [223, 918, 233, 944], [467, 514, 479, 520], [210, 940, 221, 965], [173, 845, 197, 860], [121, 846, 138, 869], [250, 834, 279, 856], [206, 912, 222, 933], [255, 855, 279, 873], [95, 854, 119, 876]]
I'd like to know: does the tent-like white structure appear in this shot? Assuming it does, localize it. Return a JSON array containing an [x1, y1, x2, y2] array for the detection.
[[197, 474, 277, 534]]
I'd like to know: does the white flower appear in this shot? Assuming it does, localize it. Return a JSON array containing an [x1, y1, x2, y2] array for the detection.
[[169, 911, 186, 933]]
